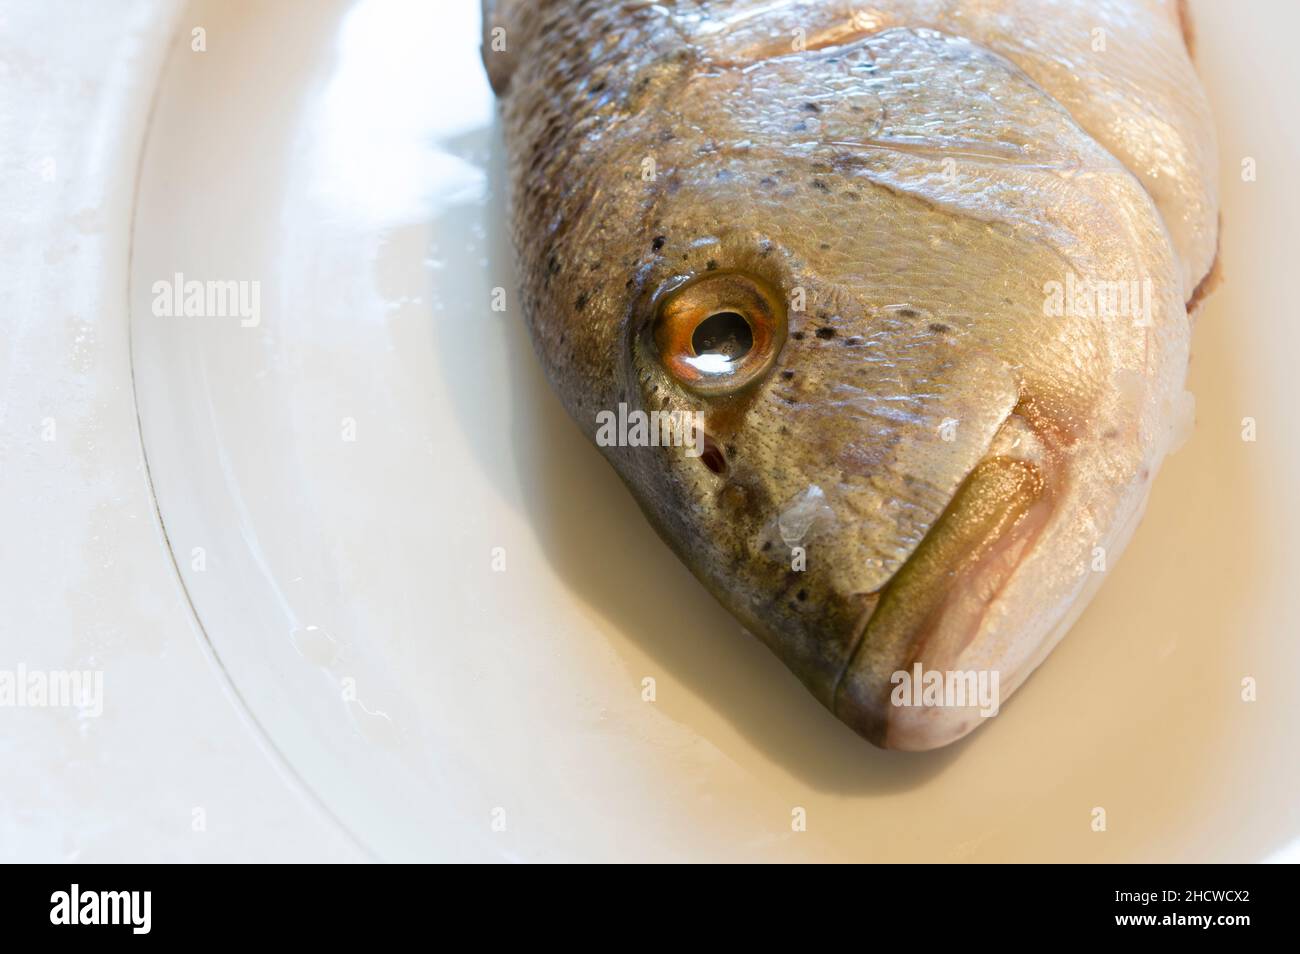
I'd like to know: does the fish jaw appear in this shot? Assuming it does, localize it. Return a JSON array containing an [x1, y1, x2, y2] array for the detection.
[[832, 374, 1187, 750], [832, 454, 1053, 748]]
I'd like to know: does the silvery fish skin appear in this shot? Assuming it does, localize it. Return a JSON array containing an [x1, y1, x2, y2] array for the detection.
[[483, 0, 1219, 749]]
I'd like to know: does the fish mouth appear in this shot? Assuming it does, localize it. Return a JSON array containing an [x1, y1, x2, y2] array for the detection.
[[831, 440, 1058, 751]]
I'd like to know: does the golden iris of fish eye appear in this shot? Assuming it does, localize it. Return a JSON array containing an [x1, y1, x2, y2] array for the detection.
[[652, 271, 787, 396]]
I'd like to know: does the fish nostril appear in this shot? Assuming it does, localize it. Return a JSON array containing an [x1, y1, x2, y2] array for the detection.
[[699, 434, 728, 475]]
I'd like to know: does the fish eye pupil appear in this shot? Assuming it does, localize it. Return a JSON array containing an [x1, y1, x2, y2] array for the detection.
[[692, 311, 753, 361]]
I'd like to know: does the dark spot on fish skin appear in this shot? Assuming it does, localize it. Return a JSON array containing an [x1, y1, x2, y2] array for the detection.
[[844, 336, 862, 346], [762, 540, 772, 552], [780, 425, 791, 436], [819, 242, 831, 250], [811, 180, 830, 192], [726, 444, 737, 455], [797, 589, 808, 601], [706, 259, 718, 271], [815, 327, 836, 339], [719, 483, 747, 512], [652, 235, 666, 251], [719, 478, 771, 522], [844, 191, 860, 201], [575, 292, 589, 311], [590, 80, 606, 94], [791, 331, 805, 341], [759, 177, 777, 188], [929, 322, 951, 334], [803, 102, 821, 113], [897, 307, 920, 319], [780, 370, 795, 380], [832, 153, 872, 173], [547, 254, 561, 276], [793, 121, 808, 132], [811, 161, 833, 173]]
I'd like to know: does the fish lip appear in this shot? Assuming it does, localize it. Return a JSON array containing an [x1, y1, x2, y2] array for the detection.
[[885, 493, 1053, 750], [831, 593, 885, 715], [827, 407, 1019, 701], [829, 438, 1055, 750]]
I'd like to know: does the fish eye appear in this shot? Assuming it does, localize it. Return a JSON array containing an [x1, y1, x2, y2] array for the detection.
[[652, 272, 787, 395]]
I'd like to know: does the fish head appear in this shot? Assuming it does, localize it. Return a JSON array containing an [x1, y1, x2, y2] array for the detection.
[[577, 30, 1189, 748]]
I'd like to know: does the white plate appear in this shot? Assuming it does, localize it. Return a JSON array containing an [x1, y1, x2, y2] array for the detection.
[[16, 0, 1300, 861]]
